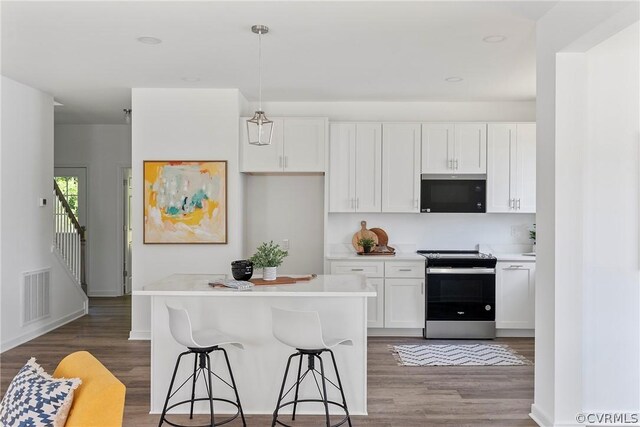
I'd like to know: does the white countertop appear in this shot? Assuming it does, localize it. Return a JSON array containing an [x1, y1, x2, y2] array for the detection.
[[326, 252, 425, 261], [494, 253, 536, 262], [134, 273, 376, 297]]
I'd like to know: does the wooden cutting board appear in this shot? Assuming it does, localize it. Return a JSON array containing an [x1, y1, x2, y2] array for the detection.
[[370, 227, 389, 246], [351, 220, 379, 252], [250, 275, 316, 286]]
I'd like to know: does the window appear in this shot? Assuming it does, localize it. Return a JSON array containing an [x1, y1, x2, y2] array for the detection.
[[55, 176, 79, 218]]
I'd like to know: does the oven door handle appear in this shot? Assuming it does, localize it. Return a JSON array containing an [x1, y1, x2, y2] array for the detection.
[[426, 268, 496, 274]]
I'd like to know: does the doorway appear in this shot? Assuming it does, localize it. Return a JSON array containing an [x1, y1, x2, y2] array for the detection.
[[122, 168, 132, 294]]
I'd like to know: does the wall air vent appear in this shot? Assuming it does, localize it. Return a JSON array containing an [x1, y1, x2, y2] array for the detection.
[[23, 268, 51, 325]]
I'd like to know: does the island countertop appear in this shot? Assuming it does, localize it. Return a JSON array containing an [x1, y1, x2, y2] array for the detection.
[[133, 273, 376, 297]]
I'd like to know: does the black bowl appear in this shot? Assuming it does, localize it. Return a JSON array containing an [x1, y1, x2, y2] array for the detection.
[[231, 260, 253, 281]]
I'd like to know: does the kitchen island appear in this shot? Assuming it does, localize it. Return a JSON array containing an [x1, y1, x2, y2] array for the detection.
[[134, 274, 375, 416]]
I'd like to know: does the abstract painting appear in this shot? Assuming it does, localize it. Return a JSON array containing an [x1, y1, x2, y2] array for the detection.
[[144, 161, 227, 244]]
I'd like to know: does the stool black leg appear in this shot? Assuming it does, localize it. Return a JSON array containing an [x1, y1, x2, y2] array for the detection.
[[159, 350, 190, 427], [291, 353, 303, 421], [205, 353, 216, 427], [328, 350, 352, 427], [272, 353, 296, 427], [189, 353, 198, 419], [317, 354, 331, 427], [220, 348, 246, 426]]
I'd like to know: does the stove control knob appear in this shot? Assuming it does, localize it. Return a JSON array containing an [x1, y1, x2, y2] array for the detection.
[[485, 305, 492, 311]]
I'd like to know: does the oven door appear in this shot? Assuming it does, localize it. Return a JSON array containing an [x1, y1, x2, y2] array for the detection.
[[420, 178, 486, 213], [426, 268, 495, 321]]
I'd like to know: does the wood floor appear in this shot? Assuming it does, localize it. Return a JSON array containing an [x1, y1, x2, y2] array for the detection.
[[1, 297, 536, 426]]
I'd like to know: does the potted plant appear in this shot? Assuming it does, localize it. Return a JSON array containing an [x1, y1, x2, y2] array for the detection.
[[530, 224, 536, 253], [250, 241, 288, 281], [358, 237, 376, 254]]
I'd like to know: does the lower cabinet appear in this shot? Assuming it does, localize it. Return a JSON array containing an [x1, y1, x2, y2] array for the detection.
[[383, 278, 425, 328], [329, 260, 425, 330], [367, 278, 385, 328], [496, 261, 535, 329]]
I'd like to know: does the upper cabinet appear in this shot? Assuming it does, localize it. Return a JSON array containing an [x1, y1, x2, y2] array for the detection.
[[382, 124, 421, 213], [421, 123, 487, 174], [328, 123, 382, 213], [487, 123, 536, 213], [240, 117, 327, 173]]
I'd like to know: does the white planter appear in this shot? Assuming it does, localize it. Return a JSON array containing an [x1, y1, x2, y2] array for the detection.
[[263, 267, 277, 281]]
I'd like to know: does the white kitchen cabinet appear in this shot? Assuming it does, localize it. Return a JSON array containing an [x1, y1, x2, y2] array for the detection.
[[496, 261, 535, 329], [384, 278, 425, 328], [421, 123, 486, 174], [329, 259, 425, 331], [367, 278, 385, 328], [421, 124, 453, 173], [454, 123, 487, 174], [487, 123, 536, 213], [382, 124, 421, 212], [240, 117, 327, 173], [328, 123, 382, 213]]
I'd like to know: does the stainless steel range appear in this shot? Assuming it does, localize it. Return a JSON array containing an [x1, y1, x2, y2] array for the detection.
[[417, 250, 497, 339]]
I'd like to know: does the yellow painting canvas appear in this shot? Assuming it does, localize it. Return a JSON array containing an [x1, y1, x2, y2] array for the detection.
[[144, 161, 227, 244]]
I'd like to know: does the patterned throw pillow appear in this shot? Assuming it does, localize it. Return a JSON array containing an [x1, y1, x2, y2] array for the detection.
[[0, 358, 81, 427]]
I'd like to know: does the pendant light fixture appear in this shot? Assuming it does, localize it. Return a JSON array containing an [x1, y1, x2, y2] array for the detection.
[[246, 25, 274, 146]]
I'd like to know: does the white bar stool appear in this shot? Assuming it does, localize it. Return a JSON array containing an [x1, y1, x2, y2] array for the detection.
[[271, 307, 353, 427], [159, 305, 246, 427]]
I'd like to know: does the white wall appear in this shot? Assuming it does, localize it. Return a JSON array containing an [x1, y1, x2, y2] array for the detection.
[[327, 213, 535, 253], [130, 89, 244, 339], [533, 3, 640, 426], [54, 125, 132, 297], [257, 100, 535, 122], [245, 175, 325, 274], [1, 76, 87, 352], [582, 21, 640, 412]]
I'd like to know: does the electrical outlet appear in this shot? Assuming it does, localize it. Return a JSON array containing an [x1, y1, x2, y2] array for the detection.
[[282, 239, 290, 250]]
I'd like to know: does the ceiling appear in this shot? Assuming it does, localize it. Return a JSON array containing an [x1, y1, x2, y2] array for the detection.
[[1, 1, 556, 124]]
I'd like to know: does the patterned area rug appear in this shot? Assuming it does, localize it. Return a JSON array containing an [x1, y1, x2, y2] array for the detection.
[[391, 344, 532, 366]]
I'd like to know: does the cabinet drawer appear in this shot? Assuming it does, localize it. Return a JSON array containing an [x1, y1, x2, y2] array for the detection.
[[385, 262, 425, 278], [330, 261, 384, 277]]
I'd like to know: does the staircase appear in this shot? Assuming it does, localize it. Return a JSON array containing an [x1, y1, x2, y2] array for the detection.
[[53, 180, 87, 295]]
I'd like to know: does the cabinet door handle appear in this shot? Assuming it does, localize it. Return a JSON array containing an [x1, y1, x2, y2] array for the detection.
[[517, 198, 521, 210], [356, 198, 360, 209], [508, 198, 513, 209], [279, 156, 283, 168], [449, 159, 453, 169], [284, 156, 288, 168], [455, 159, 459, 170], [351, 268, 364, 271], [399, 268, 412, 271], [421, 282, 424, 295], [509, 264, 524, 269]]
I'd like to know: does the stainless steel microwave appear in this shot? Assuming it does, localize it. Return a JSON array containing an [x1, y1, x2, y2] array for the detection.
[[420, 175, 486, 213]]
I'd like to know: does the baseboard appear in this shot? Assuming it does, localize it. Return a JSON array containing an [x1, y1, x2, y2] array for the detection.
[[530, 403, 553, 427], [0, 308, 86, 353], [88, 290, 122, 297], [367, 328, 423, 337], [129, 330, 151, 340], [497, 329, 535, 338]]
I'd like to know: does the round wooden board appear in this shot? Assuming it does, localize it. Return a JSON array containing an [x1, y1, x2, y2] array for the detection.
[[370, 227, 389, 246], [352, 220, 379, 252]]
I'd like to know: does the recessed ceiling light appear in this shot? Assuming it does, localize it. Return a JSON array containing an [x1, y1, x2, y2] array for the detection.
[[137, 36, 162, 45], [445, 77, 464, 83], [181, 77, 201, 82], [483, 35, 507, 43]]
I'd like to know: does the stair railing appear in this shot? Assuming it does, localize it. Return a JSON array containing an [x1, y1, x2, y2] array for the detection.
[[53, 180, 87, 294]]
